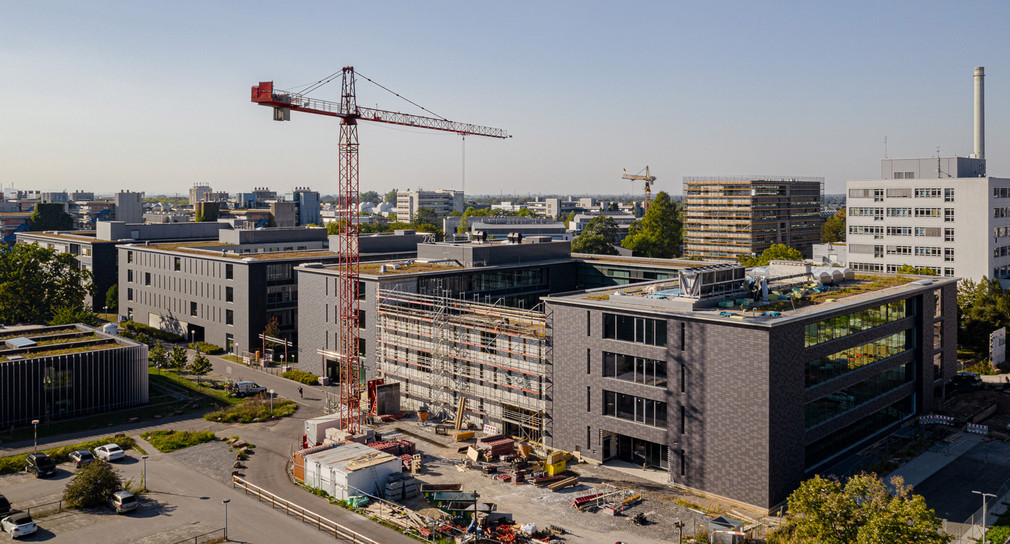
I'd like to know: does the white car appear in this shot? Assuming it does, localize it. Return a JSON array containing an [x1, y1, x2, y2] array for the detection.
[[1, 513, 37, 539], [94, 444, 126, 462]]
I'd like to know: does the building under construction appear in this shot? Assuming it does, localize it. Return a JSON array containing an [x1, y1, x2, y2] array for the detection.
[[375, 288, 548, 443]]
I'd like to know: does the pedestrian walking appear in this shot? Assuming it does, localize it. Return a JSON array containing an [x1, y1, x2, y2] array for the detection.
[[298, 386, 303, 399]]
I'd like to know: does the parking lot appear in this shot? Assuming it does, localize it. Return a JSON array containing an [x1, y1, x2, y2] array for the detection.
[[0, 438, 348, 543]]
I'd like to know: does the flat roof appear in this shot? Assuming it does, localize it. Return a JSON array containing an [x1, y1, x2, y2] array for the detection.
[[304, 442, 399, 473], [17, 231, 101, 242], [548, 273, 955, 326], [133, 242, 340, 262]]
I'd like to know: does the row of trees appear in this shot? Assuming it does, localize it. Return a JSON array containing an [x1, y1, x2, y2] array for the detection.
[[570, 191, 683, 258], [149, 342, 212, 380]]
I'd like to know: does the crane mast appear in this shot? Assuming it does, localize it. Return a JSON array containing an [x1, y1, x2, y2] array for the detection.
[[622, 166, 657, 211], [252, 67, 507, 435]]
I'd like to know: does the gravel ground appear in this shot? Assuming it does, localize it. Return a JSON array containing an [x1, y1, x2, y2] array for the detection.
[[377, 422, 732, 544], [168, 439, 239, 485]]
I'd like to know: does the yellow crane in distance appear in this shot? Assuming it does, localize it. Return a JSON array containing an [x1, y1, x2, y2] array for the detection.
[[622, 166, 657, 211]]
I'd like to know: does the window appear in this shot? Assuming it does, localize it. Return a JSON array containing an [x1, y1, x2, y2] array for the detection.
[[587, 386, 592, 412], [358, 309, 365, 329], [225, 264, 234, 279], [944, 267, 955, 277], [915, 246, 941, 257], [586, 311, 591, 336], [805, 331, 909, 386], [190, 302, 197, 316], [358, 337, 366, 357], [915, 188, 941, 198], [886, 208, 911, 218], [850, 225, 884, 238], [805, 396, 913, 469], [602, 352, 667, 387], [586, 349, 591, 374], [803, 301, 908, 347], [886, 226, 912, 237], [586, 426, 591, 450], [944, 188, 955, 202], [805, 364, 913, 429], [602, 314, 667, 346], [357, 281, 366, 300], [602, 390, 667, 428], [680, 364, 686, 393], [127, 251, 133, 263], [944, 228, 955, 242], [851, 207, 884, 220], [886, 188, 912, 198], [945, 248, 954, 262], [680, 405, 686, 434], [226, 286, 234, 302], [144, 272, 151, 285], [226, 309, 233, 325], [915, 208, 941, 218], [886, 246, 911, 256], [944, 208, 955, 222], [174, 257, 181, 271], [915, 227, 940, 237], [127, 270, 133, 282], [127, 288, 133, 301]]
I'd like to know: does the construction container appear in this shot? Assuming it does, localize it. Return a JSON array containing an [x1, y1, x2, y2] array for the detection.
[[545, 459, 566, 476], [302, 442, 402, 501], [420, 483, 461, 500], [291, 444, 337, 483], [454, 430, 474, 441], [304, 414, 345, 447]]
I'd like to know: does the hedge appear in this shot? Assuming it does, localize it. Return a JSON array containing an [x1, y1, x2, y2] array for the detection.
[[0, 435, 136, 475], [282, 369, 320, 385], [121, 321, 185, 343], [205, 397, 298, 423], [189, 342, 224, 355]]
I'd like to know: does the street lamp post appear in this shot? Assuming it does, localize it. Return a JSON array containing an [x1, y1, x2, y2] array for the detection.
[[141, 455, 149, 490], [222, 498, 230, 540], [973, 490, 997, 544], [31, 419, 39, 452]]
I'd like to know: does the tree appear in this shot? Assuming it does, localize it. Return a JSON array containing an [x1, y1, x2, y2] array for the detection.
[[169, 346, 189, 371], [821, 207, 846, 243], [263, 316, 282, 352], [359, 190, 381, 205], [559, 210, 576, 228], [149, 341, 168, 371], [105, 284, 118, 313], [0, 242, 92, 324], [958, 277, 1010, 355], [412, 207, 439, 228], [63, 460, 123, 508], [29, 203, 73, 231], [384, 189, 398, 205], [738, 243, 804, 267], [188, 350, 212, 383], [325, 220, 343, 235], [621, 192, 682, 258], [571, 216, 620, 255], [896, 264, 939, 276], [49, 305, 99, 326], [769, 473, 951, 544]]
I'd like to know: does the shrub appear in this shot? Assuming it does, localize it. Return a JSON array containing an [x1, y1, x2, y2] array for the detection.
[[0, 435, 135, 476], [140, 430, 216, 453], [189, 342, 224, 355], [63, 460, 122, 508], [282, 369, 320, 385], [204, 396, 298, 424]]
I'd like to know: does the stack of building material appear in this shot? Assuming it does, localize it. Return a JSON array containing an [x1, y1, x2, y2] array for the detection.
[[547, 475, 579, 492], [475, 436, 514, 459], [367, 439, 416, 457], [384, 472, 420, 501]]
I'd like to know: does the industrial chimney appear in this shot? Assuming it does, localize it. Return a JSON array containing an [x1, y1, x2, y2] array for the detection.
[[974, 66, 985, 160]]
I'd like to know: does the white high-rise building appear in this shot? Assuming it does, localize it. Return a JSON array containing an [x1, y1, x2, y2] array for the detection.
[[847, 67, 1010, 285]]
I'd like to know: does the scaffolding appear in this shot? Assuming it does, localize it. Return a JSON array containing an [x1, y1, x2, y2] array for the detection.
[[376, 288, 547, 442]]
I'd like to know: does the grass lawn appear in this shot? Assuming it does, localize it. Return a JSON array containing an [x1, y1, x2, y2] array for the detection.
[[150, 368, 243, 406], [141, 430, 217, 453], [205, 396, 298, 423]]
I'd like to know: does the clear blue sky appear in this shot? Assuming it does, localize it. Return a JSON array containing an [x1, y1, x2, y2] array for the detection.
[[3, 1, 1009, 197]]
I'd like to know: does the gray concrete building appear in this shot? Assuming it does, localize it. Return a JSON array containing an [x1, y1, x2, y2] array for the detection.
[[120, 229, 425, 358], [544, 264, 956, 511], [0, 324, 148, 429], [114, 190, 144, 224], [395, 189, 464, 222]]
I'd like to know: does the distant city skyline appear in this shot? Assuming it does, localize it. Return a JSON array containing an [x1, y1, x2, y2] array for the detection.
[[3, 1, 1009, 196]]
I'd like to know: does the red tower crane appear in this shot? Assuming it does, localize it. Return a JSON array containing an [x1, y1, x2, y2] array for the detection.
[[251, 67, 508, 435]]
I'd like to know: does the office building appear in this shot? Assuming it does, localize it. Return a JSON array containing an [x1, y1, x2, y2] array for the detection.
[[545, 263, 956, 511], [0, 324, 148, 429], [285, 187, 322, 226], [395, 189, 464, 222], [846, 69, 1010, 284], [682, 176, 823, 260], [114, 191, 144, 224], [189, 184, 213, 205], [119, 228, 424, 357]]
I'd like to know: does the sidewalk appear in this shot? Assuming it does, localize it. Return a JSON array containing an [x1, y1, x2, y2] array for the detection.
[[886, 431, 981, 487]]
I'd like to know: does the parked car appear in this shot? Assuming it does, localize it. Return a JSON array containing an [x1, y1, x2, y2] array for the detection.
[[94, 444, 125, 462], [69, 450, 95, 468], [25, 453, 56, 478], [231, 381, 267, 397], [0, 495, 10, 516], [108, 490, 138, 514], [1, 512, 37, 538]]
